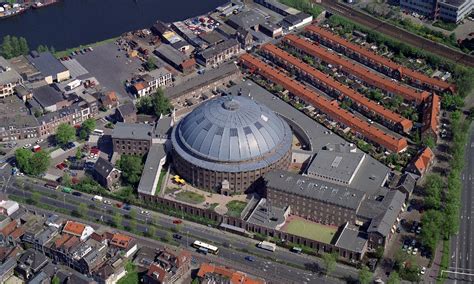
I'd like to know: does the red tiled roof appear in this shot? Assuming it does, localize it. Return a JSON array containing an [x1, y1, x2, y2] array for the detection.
[[197, 263, 264, 284], [240, 53, 408, 153], [106, 91, 118, 102], [54, 234, 72, 248], [423, 94, 440, 135], [133, 82, 147, 91], [9, 227, 24, 239], [305, 25, 455, 92], [261, 43, 413, 133], [283, 34, 429, 104], [147, 264, 167, 282], [181, 58, 196, 69], [110, 233, 134, 249], [414, 147, 434, 174], [62, 236, 80, 249], [0, 221, 17, 236], [63, 221, 85, 237]]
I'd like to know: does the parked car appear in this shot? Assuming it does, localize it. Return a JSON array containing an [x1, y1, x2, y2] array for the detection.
[[244, 256, 255, 262], [420, 266, 426, 275], [173, 219, 183, 224], [72, 191, 82, 197], [173, 234, 182, 240]]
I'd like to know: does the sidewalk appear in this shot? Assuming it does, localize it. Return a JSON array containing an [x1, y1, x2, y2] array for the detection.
[[428, 240, 445, 282]]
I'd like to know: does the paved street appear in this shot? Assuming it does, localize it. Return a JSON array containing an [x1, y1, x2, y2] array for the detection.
[[448, 125, 474, 283], [3, 178, 360, 283]]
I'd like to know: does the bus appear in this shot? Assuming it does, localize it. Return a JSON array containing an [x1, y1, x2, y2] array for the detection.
[[192, 240, 219, 255], [92, 129, 104, 136], [62, 187, 72, 193], [257, 241, 276, 252]]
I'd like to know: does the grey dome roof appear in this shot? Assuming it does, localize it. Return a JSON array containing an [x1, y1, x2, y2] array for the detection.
[[174, 96, 290, 162]]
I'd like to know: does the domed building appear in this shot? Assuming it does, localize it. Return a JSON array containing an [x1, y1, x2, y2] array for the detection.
[[171, 95, 292, 194]]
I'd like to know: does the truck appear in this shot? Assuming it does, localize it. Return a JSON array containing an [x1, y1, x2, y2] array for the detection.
[[257, 241, 276, 252], [66, 79, 81, 91], [93, 195, 103, 202], [32, 145, 41, 152]]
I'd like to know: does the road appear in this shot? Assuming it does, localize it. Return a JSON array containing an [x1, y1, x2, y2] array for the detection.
[[319, 0, 474, 67], [3, 177, 359, 283], [449, 125, 474, 283]]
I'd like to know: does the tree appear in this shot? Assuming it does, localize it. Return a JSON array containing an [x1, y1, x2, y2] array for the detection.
[[422, 136, 435, 149], [387, 271, 400, 284], [55, 123, 76, 146], [18, 37, 29, 55], [29, 150, 50, 176], [359, 265, 373, 284], [374, 246, 384, 260], [51, 275, 60, 284], [146, 56, 157, 70], [79, 129, 88, 140], [322, 252, 337, 276], [423, 174, 443, 210], [152, 89, 172, 116], [146, 226, 156, 238], [0, 36, 13, 59], [129, 208, 137, 220], [129, 219, 137, 233], [76, 203, 87, 218], [30, 191, 41, 205], [117, 155, 144, 186], [163, 231, 172, 242], [75, 148, 82, 160], [112, 212, 123, 228], [61, 173, 72, 187], [15, 148, 32, 174], [81, 118, 96, 135], [36, 45, 49, 53], [420, 210, 443, 253]]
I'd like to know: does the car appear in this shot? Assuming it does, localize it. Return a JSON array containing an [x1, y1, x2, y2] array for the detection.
[[123, 204, 131, 210], [173, 219, 183, 224], [172, 234, 182, 240], [103, 200, 112, 205], [402, 244, 408, 251], [72, 191, 82, 197], [420, 266, 426, 275], [245, 256, 255, 262], [141, 210, 150, 215], [407, 206, 413, 212], [412, 248, 418, 255], [23, 144, 32, 149]]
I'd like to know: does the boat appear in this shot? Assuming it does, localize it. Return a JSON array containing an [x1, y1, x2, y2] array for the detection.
[[32, 0, 60, 9]]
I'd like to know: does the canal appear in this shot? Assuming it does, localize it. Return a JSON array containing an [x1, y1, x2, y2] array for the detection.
[[0, 0, 227, 51]]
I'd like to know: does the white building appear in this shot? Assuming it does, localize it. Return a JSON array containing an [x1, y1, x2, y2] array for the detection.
[[0, 200, 19, 216], [0, 56, 23, 98]]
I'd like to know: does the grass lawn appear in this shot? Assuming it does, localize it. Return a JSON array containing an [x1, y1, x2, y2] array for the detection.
[[284, 219, 337, 244], [118, 261, 139, 284], [54, 36, 119, 58], [165, 187, 180, 194], [175, 190, 205, 204], [226, 200, 247, 218], [155, 169, 167, 195]]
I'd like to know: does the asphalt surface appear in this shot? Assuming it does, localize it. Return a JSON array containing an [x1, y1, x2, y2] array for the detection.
[[448, 125, 474, 283], [2, 177, 359, 283], [320, 0, 474, 67]]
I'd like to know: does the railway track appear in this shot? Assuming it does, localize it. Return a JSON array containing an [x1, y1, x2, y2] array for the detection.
[[319, 0, 474, 67]]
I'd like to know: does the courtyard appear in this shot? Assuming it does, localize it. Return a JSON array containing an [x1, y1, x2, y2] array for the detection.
[[282, 216, 338, 244]]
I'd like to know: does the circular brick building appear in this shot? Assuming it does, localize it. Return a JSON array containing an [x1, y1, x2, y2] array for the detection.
[[171, 95, 292, 194]]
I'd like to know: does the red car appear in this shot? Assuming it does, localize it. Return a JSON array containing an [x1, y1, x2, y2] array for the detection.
[[56, 163, 66, 170], [115, 203, 123, 208], [173, 219, 183, 224]]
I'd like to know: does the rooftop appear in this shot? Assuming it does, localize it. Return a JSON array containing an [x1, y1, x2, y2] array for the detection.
[[0, 95, 39, 131], [154, 44, 188, 67], [265, 170, 366, 210], [26, 51, 68, 77], [93, 157, 116, 179], [111, 122, 154, 141], [197, 39, 240, 61], [365, 190, 406, 237], [117, 101, 136, 117], [334, 223, 368, 253], [110, 233, 134, 249], [246, 198, 287, 229], [227, 10, 266, 30], [138, 143, 167, 196], [306, 149, 365, 185], [164, 61, 240, 99], [63, 220, 86, 236], [33, 84, 65, 108], [199, 30, 226, 45], [0, 56, 22, 86]]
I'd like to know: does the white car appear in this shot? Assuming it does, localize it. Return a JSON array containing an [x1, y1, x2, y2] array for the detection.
[[141, 210, 150, 215], [36, 139, 44, 144], [420, 266, 426, 275], [103, 200, 112, 205], [412, 248, 418, 255], [23, 144, 32, 149]]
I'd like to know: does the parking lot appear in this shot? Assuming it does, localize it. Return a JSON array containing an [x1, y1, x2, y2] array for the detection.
[[74, 42, 142, 100]]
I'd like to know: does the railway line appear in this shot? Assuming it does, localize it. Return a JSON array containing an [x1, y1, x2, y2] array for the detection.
[[319, 0, 474, 67]]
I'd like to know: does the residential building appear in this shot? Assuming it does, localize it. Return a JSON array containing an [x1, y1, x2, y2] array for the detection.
[[15, 249, 49, 280], [37, 103, 92, 137], [399, 0, 438, 18], [422, 94, 440, 142], [115, 102, 137, 123], [98, 91, 119, 110], [279, 12, 312, 31], [0, 258, 16, 283], [236, 28, 254, 49], [32, 84, 69, 112], [93, 157, 121, 191], [0, 200, 19, 216], [197, 263, 265, 284], [108, 233, 137, 258], [141, 248, 191, 284], [132, 68, 172, 98], [0, 94, 40, 142], [407, 147, 435, 176], [0, 56, 23, 98], [255, 0, 300, 16], [94, 263, 127, 284], [259, 22, 283, 38], [62, 221, 94, 241], [111, 122, 154, 155], [195, 39, 241, 67], [26, 51, 70, 84], [137, 143, 167, 197]]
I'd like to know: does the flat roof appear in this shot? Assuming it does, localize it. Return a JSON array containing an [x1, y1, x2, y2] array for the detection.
[[262, 42, 413, 132], [283, 34, 427, 106], [0, 56, 22, 86], [265, 170, 366, 210], [111, 122, 154, 140], [305, 25, 454, 91], [199, 31, 226, 45], [246, 198, 287, 229], [307, 150, 365, 185], [0, 95, 39, 130], [228, 80, 389, 196], [27, 51, 68, 77], [164, 61, 240, 99], [33, 85, 65, 108], [227, 10, 266, 30], [334, 224, 368, 253], [138, 143, 166, 196], [240, 53, 408, 153]]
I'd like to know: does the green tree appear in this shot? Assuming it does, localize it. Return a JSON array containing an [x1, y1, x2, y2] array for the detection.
[[387, 271, 400, 284], [18, 37, 29, 55], [129, 208, 137, 220], [75, 148, 82, 160], [76, 203, 87, 218], [423, 174, 443, 210], [29, 150, 50, 176], [15, 148, 32, 174], [146, 56, 157, 70], [55, 123, 76, 146], [79, 129, 88, 140], [81, 118, 96, 135], [420, 210, 443, 253], [163, 231, 172, 242], [359, 265, 373, 284], [322, 252, 338, 276], [129, 219, 137, 233], [61, 173, 72, 187], [30, 191, 41, 205], [374, 246, 384, 260], [152, 89, 172, 116], [36, 45, 49, 53], [0, 36, 13, 59], [113, 212, 123, 228], [146, 225, 156, 238], [117, 155, 144, 186], [51, 275, 60, 284], [10, 36, 20, 57]]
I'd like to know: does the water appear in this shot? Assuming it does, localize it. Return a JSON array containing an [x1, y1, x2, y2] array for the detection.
[[0, 0, 227, 51]]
